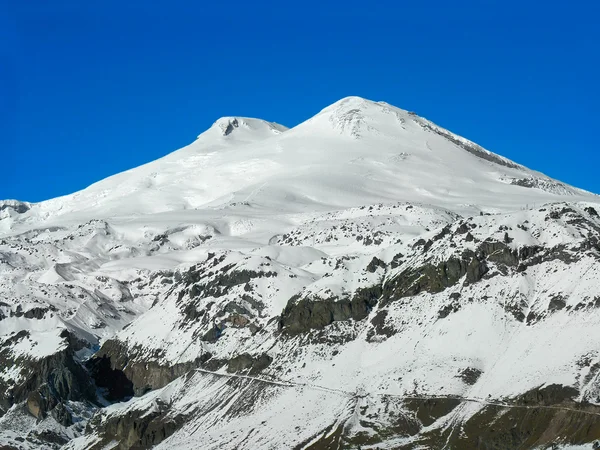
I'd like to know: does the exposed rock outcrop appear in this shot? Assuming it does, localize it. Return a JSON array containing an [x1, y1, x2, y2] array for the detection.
[[0, 329, 94, 420], [279, 286, 381, 335], [86, 400, 186, 450], [90, 340, 205, 396], [227, 353, 272, 375]]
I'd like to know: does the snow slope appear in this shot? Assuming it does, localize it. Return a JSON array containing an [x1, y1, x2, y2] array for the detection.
[[4, 96, 589, 231]]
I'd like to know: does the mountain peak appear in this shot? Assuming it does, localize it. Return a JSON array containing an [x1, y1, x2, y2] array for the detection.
[[205, 116, 288, 139], [319, 96, 385, 115], [214, 117, 242, 136], [297, 95, 408, 139], [3, 96, 591, 230]]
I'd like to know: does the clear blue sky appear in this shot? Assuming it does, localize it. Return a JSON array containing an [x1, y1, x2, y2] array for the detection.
[[2, 1, 599, 202]]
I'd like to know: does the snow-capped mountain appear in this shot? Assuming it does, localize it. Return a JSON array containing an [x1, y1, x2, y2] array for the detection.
[[1, 97, 599, 449]]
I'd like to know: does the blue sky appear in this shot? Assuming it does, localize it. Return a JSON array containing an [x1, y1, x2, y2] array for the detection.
[[2, 1, 599, 202]]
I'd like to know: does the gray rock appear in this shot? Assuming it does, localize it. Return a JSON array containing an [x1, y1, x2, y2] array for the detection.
[[226, 353, 272, 375], [280, 286, 381, 335]]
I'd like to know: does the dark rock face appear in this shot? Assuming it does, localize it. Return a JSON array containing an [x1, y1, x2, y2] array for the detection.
[[383, 236, 577, 305], [91, 340, 203, 396], [86, 400, 186, 450], [185, 266, 276, 300], [87, 356, 134, 402], [279, 286, 381, 335], [511, 177, 539, 188], [0, 329, 94, 420], [548, 206, 577, 220], [504, 299, 527, 322], [548, 295, 567, 312], [201, 323, 225, 342], [383, 254, 487, 303], [478, 240, 518, 267], [222, 118, 239, 136], [366, 256, 386, 273], [518, 245, 543, 260], [226, 353, 272, 375], [457, 367, 483, 385], [437, 303, 460, 319], [404, 397, 462, 427], [515, 383, 579, 406], [279, 298, 359, 334], [510, 177, 573, 194], [366, 310, 396, 340], [51, 402, 74, 427], [455, 223, 469, 235], [390, 253, 404, 269], [32, 429, 70, 446], [0, 201, 30, 214], [12, 306, 51, 320], [177, 262, 269, 339], [517, 243, 579, 271]]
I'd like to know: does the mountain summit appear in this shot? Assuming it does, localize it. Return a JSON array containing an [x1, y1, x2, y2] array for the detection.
[[204, 116, 288, 139], [1, 98, 599, 449], [3, 97, 590, 230]]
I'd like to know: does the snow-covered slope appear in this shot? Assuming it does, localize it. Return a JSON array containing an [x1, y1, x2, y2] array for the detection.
[[1, 97, 599, 450], [5, 97, 587, 230]]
